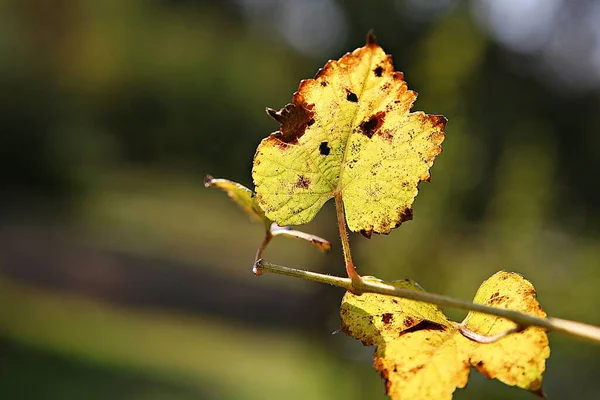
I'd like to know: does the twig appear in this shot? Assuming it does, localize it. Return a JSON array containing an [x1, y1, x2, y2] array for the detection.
[[254, 259, 600, 343], [454, 322, 522, 344], [252, 232, 272, 275]]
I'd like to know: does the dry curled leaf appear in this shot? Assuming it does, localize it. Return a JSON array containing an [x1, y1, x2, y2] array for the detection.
[[340, 271, 549, 400], [252, 33, 446, 237]]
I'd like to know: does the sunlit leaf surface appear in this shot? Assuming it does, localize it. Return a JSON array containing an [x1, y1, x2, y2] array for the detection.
[[252, 33, 446, 237], [340, 271, 549, 400]]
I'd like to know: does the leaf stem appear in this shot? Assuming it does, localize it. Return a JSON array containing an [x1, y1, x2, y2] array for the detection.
[[252, 231, 273, 275], [334, 194, 361, 285], [454, 322, 522, 344], [254, 259, 600, 343]]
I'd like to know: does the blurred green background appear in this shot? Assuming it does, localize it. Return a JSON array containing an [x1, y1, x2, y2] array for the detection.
[[1, 0, 599, 399]]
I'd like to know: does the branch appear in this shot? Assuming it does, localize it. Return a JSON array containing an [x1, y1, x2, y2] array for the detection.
[[254, 259, 600, 344]]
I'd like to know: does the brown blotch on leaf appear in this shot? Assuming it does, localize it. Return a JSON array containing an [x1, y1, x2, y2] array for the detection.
[[526, 288, 537, 298], [403, 316, 415, 328], [428, 130, 445, 144], [378, 215, 391, 230], [266, 101, 315, 144], [366, 30, 378, 46], [529, 380, 546, 398], [381, 313, 394, 324], [408, 364, 424, 374], [265, 135, 291, 150], [295, 175, 311, 189], [392, 71, 405, 81], [475, 361, 493, 379], [375, 358, 393, 395], [490, 291, 500, 300], [374, 66, 384, 77], [320, 81, 327, 87], [319, 141, 331, 156], [360, 206, 413, 236], [489, 295, 507, 306], [360, 111, 386, 138], [377, 129, 393, 142], [394, 207, 413, 228], [360, 229, 373, 239], [314, 67, 327, 80], [346, 89, 358, 103], [428, 114, 448, 129]]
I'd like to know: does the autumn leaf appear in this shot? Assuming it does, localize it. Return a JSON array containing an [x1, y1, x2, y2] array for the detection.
[[204, 175, 331, 258], [205, 174, 271, 229], [252, 33, 446, 237], [462, 271, 550, 393], [340, 271, 549, 400]]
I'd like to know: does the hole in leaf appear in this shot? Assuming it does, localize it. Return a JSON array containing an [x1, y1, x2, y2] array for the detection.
[[346, 90, 358, 103]]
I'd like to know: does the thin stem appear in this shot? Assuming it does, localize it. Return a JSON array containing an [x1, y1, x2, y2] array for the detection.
[[254, 259, 351, 287], [454, 322, 522, 344], [252, 231, 273, 275], [254, 259, 600, 343], [334, 194, 361, 285]]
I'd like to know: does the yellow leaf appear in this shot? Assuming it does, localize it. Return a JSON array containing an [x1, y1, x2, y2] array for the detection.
[[205, 175, 271, 229], [463, 271, 549, 394], [204, 175, 331, 255], [340, 277, 450, 346], [374, 328, 471, 400], [340, 271, 549, 400], [252, 33, 446, 237]]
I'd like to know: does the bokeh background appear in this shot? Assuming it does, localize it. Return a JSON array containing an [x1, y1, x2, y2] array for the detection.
[[1, 0, 599, 399]]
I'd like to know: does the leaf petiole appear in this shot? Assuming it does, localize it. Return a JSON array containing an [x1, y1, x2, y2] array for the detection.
[[252, 231, 273, 275], [453, 321, 523, 344], [334, 194, 362, 286]]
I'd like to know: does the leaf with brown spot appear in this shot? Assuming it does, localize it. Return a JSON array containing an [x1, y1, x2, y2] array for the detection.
[[340, 271, 549, 400], [462, 271, 550, 395], [252, 32, 446, 235]]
